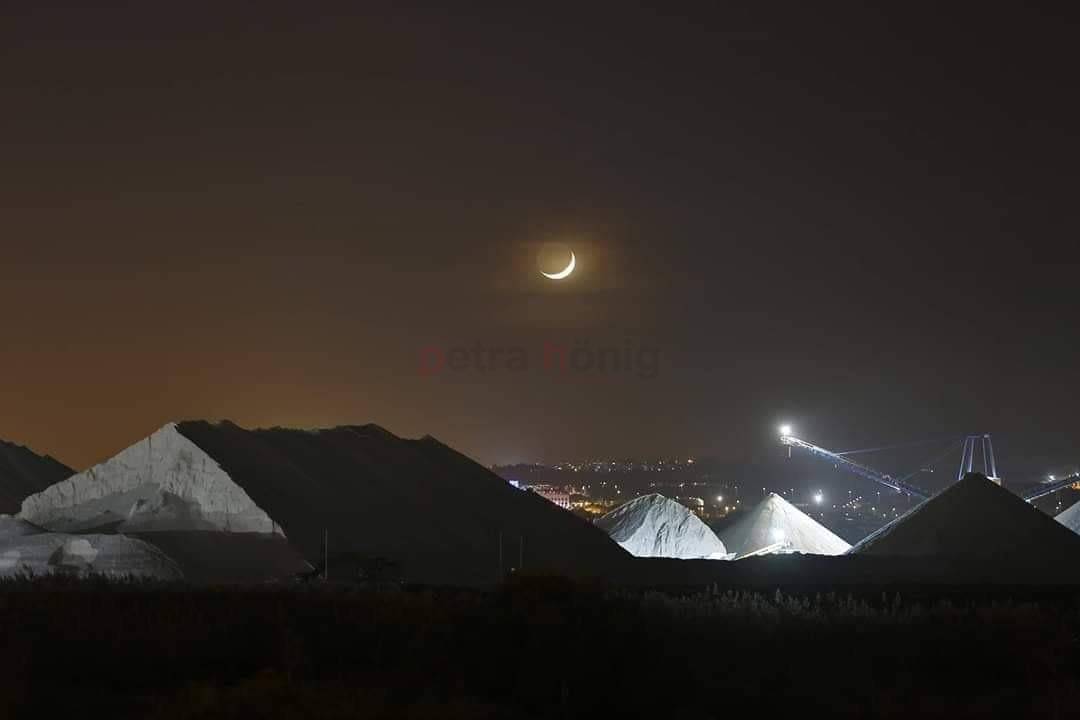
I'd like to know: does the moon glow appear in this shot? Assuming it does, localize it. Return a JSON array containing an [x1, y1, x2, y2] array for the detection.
[[541, 250, 576, 280]]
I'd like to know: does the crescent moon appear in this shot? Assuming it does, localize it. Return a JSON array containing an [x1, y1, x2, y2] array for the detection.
[[541, 250, 576, 280]]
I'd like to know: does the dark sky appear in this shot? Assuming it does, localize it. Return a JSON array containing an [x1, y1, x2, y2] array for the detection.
[[2, 3, 1077, 477]]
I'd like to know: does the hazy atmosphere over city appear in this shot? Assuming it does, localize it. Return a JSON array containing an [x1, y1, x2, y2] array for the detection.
[[4, 3, 1076, 474]]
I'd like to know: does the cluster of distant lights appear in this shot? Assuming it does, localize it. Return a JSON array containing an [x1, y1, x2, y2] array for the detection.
[[649, 480, 714, 489], [530, 423, 1075, 519], [552, 458, 697, 473]]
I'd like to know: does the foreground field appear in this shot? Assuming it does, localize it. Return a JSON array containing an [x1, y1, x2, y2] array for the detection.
[[3, 576, 1079, 718]]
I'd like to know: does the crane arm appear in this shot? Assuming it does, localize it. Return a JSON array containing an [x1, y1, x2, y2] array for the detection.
[[1021, 473, 1080, 502], [781, 434, 930, 500]]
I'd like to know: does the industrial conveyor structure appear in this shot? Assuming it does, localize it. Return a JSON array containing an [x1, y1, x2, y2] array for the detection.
[[779, 425, 1076, 505]]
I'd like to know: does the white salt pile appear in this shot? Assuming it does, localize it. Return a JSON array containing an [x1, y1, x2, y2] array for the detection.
[[597, 493, 729, 559]]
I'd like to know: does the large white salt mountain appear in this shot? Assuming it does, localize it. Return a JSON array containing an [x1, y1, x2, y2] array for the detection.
[[1056, 500, 1080, 535], [718, 493, 850, 559], [18, 420, 627, 585], [20, 423, 281, 534], [0, 516, 182, 580], [18, 423, 308, 583], [596, 494, 729, 559]]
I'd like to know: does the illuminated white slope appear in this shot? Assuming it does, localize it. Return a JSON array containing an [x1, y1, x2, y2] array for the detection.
[[1055, 500, 1080, 534], [19, 423, 280, 535], [719, 493, 850, 558], [597, 493, 728, 559]]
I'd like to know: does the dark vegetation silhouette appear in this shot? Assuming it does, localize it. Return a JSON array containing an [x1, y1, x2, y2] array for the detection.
[[3, 574, 1080, 718]]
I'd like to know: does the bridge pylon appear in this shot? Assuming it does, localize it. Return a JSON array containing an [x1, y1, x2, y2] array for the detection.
[[959, 434, 1000, 485]]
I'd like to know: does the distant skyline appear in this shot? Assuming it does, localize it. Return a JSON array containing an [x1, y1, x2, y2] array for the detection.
[[2, 4, 1076, 475]]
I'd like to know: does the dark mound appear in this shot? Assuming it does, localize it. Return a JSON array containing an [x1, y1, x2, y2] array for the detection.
[[849, 473, 1080, 582], [0, 438, 72, 514], [133, 531, 312, 584], [175, 421, 629, 586]]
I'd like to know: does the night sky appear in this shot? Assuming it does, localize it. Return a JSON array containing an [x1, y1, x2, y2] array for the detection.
[[2, 4, 1077, 478]]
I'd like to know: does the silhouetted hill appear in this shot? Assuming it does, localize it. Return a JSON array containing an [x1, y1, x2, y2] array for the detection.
[[849, 473, 1080, 583], [175, 421, 630, 585], [0, 439, 72, 514]]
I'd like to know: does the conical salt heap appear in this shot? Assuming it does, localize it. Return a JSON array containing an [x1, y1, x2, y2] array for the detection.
[[1055, 500, 1080, 535], [597, 494, 728, 559], [850, 474, 1080, 581], [718, 492, 849, 559]]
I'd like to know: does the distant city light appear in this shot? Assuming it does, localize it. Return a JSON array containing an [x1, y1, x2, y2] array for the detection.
[[716, 495, 723, 503]]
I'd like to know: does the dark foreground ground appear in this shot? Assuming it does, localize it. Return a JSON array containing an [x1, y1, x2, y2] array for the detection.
[[3, 575, 1080, 719]]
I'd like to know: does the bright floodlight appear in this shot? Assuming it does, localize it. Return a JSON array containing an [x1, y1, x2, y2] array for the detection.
[[779, 424, 792, 437], [1049, 474, 1056, 482], [813, 492, 824, 505]]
